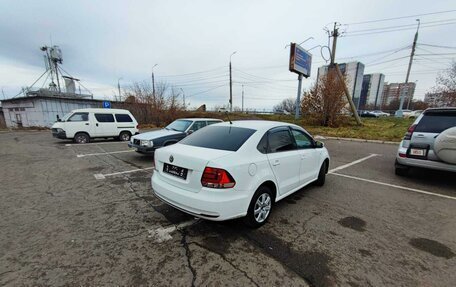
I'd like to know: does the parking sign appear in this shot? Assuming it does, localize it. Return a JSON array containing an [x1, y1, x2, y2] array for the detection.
[[102, 101, 111, 109]]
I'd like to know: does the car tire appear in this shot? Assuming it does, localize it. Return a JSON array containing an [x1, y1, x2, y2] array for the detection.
[[244, 186, 273, 228], [119, 131, 131, 141], [395, 160, 409, 176], [314, 161, 327, 186], [74, 132, 90, 144]]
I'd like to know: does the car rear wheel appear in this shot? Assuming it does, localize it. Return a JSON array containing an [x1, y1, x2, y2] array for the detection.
[[315, 161, 327, 186], [74, 132, 90, 144], [244, 186, 273, 228], [395, 160, 409, 176], [119, 131, 131, 141]]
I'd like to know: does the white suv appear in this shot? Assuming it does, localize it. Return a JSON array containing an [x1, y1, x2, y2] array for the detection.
[[395, 108, 456, 175], [151, 120, 330, 227], [51, 108, 138, 143]]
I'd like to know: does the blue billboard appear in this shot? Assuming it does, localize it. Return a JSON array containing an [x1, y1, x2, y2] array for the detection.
[[102, 101, 111, 108], [289, 43, 312, 78]]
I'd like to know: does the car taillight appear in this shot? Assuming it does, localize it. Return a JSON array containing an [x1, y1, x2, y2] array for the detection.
[[403, 124, 416, 140], [201, 167, 236, 189]]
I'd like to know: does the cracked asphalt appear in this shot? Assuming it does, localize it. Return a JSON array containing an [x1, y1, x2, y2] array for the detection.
[[1, 130, 455, 286]]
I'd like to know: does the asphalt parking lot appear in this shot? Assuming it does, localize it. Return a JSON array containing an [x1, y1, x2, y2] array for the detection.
[[1, 130, 455, 286]]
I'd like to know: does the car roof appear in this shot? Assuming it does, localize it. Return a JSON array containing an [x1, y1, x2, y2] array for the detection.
[[214, 120, 301, 132], [424, 107, 456, 113], [177, 118, 223, 121], [71, 108, 132, 113]]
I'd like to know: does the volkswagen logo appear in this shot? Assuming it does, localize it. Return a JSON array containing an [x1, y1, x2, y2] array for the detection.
[[169, 155, 174, 163]]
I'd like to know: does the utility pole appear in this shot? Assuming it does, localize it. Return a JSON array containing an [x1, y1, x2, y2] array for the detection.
[[397, 19, 420, 117], [330, 22, 339, 65], [1, 88, 5, 99], [241, 84, 244, 112], [152, 64, 158, 98], [229, 51, 236, 112], [328, 22, 362, 125]]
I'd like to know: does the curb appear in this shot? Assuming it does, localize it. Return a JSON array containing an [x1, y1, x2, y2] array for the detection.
[[315, 135, 400, 145]]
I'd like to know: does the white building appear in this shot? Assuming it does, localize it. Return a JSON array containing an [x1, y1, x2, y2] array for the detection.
[[317, 61, 365, 109], [1, 91, 107, 128], [360, 73, 385, 109]]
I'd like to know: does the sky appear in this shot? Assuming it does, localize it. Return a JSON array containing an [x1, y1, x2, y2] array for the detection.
[[1, 0, 455, 110]]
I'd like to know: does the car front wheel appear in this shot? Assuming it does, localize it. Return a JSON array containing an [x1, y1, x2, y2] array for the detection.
[[244, 186, 273, 228], [74, 132, 90, 144], [315, 161, 327, 186]]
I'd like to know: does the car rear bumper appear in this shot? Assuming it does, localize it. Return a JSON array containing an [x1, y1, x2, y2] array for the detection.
[[128, 142, 155, 153], [396, 147, 456, 172], [151, 172, 249, 221]]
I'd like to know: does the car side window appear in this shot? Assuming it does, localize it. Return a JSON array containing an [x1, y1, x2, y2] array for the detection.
[[207, 120, 222, 125], [115, 114, 133, 122], [68, 112, 88, 122], [291, 129, 314, 149], [190, 121, 207, 132], [268, 128, 296, 153], [257, 133, 268, 154], [95, 113, 115, 122]]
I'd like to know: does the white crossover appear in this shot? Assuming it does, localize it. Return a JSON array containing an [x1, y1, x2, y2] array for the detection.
[[151, 120, 330, 227]]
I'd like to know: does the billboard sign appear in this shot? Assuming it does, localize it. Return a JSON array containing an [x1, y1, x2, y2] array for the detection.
[[102, 101, 111, 109], [289, 43, 312, 78]]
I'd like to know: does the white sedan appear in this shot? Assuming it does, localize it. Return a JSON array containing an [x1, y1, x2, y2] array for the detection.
[[151, 120, 330, 227]]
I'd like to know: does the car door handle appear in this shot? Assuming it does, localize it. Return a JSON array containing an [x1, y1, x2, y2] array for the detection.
[[96, 123, 99, 127], [272, 160, 280, 166], [85, 123, 89, 125], [416, 134, 424, 138]]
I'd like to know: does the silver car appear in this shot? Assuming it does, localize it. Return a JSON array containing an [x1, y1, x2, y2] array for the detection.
[[395, 108, 456, 175]]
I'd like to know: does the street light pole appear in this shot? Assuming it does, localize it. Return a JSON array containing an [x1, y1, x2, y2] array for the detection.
[[229, 51, 237, 112], [117, 77, 123, 101], [180, 88, 186, 110], [151, 64, 158, 97]]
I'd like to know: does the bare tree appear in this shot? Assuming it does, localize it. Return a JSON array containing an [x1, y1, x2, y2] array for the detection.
[[432, 61, 456, 107], [301, 68, 347, 127], [273, 98, 296, 114]]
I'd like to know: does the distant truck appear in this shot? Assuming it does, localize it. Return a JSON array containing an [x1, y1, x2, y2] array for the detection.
[[51, 108, 138, 144]]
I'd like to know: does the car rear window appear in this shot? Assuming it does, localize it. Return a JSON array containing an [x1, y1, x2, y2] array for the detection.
[[115, 114, 133, 122], [180, 126, 256, 151], [415, 111, 456, 133]]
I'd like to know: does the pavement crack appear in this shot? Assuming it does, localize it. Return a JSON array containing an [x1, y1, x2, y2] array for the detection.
[[180, 229, 197, 287], [191, 241, 260, 287]]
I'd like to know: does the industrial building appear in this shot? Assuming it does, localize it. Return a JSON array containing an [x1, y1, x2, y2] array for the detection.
[[360, 73, 385, 109], [317, 61, 365, 109]]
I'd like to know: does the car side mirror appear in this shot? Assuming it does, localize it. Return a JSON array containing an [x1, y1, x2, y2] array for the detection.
[[187, 130, 194, 135], [315, 141, 324, 148], [56, 115, 61, 122]]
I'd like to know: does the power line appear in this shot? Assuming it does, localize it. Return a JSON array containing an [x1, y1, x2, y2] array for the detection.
[[344, 21, 456, 37], [418, 43, 456, 50], [345, 9, 456, 25], [187, 84, 228, 97], [347, 18, 456, 34], [158, 66, 226, 78]]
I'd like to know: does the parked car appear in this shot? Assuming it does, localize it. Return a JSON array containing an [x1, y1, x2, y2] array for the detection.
[[359, 110, 377, 118], [394, 109, 412, 117], [129, 118, 222, 153], [151, 120, 330, 227], [405, 110, 423, 119], [51, 108, 138, 144], [371, 110, 390, 117], [395, 108, 456, 175]]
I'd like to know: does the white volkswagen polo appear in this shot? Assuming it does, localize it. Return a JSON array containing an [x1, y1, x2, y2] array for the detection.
[[151, 120, 330, 227]]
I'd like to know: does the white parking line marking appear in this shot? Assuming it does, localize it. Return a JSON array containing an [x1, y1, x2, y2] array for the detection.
[[77, 150, 134, 157], [93, 167, 154, 179], [330, 172, 456, 200], [328, 154, 379, 173], [66, 142, 126, 147], [147, 219, 199, 243]]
